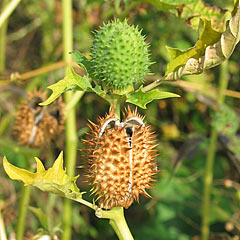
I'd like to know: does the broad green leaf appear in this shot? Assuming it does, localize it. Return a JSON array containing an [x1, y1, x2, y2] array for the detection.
[[72, 50, 91, 73], [40, 66, 91, 106], [3, 152, 83, 199], [29, 206, 48, 230], [126, 87, 180, 109], [164, 1, 240, 80]]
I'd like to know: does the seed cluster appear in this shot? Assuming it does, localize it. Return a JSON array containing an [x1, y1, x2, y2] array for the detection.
[[84, 107, 158, 209], [90, 19, 152, 94], [13, 90, 65, 148]]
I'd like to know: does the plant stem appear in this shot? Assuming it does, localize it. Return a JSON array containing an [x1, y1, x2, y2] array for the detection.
[[67, 196, 97, 210], [0, 210, 7, 240], [0, 61, 83, 83], [0, 0, 8, 74], [62, 0, 77, 240], [65, 91, 84, 112], [16, 185, 32, 240], [0, 0, 21, 28], [201, 60, 229, 240], [110, 96, 122, 119], [96, 207, 134, 240], [141, 78, 163, 92]]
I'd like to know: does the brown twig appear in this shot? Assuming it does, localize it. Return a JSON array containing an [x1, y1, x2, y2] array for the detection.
[[0, 60, 83, 84]]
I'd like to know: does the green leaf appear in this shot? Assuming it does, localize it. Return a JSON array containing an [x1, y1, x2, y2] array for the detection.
[[126, 87, 180, 109], [92, 85, 107, 99], [40, 66, 91, 106], [72, 50, 91, 73], [177, 0, 230, 32], [29, 206, 48, 230], [3, 152, 83, 199], [165, 19, 221, 76], [164, 0, 240, 80], [139, 0, 231, 32], [75, 75, 93, 91], [134, 0, 177, 11]]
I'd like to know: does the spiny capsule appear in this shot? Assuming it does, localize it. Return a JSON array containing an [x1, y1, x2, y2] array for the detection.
[[13, 89, 65, 148], [89, 19, 152, 94], [84, 107, 158, 209]]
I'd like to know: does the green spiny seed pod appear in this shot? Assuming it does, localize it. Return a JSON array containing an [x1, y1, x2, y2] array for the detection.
[[90, 19, 152, 94]]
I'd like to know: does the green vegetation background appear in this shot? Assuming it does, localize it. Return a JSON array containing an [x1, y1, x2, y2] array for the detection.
[[0, 0, 240, 239]]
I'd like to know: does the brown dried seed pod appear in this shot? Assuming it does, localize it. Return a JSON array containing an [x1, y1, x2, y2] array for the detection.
[[84, 106, 158, 209], [13, 89, 65, 148]]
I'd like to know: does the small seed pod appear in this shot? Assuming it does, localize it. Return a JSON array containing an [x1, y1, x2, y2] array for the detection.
[[90, 19, 152, 94], [13, 90, 65, 148], [84, 107, 158, 209]]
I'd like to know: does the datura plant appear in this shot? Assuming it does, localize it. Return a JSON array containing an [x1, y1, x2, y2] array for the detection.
[[3, 2, 240, 239]]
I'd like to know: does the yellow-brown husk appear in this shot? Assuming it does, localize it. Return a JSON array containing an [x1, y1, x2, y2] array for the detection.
[[13, 89, 65, 148], [84, 107, 158, 209]]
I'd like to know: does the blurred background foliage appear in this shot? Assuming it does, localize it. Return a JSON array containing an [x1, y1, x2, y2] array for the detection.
[[0, 0, 240, 239]]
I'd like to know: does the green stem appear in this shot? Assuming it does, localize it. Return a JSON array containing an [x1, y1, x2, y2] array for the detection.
[[0, 210, 7, 240], [96, 207, 134, 240], [16, 185, 32, 240], [141, 78, 163, 92], [62, 1, 77, 240], [68, 196, 96, 210], [65, 91, 84, 112], [0, 0, 9, 73], [110, 96, 122, 119], [201, 60, 229, 240], [0, 0, 21, 28]]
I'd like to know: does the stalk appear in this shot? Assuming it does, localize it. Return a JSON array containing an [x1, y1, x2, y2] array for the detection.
[[16, 154, 32, 240], [0, 0, 8, 74], [111, 96, 121, 119], [16, 185, 32, 240], [15, 155, 33, 240], [0, 0, 21, 28], [0, 210, 7, 240], [201, 60, 229, 240], [65, 91, 84, 112], [62, 0, 77, 240], [96, 207, 134, 240]]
